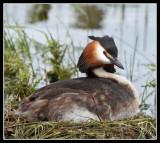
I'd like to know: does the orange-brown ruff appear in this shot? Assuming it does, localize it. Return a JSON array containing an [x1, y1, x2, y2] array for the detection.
[[78, 41, 102, 71], [16, 35, 140, 122]]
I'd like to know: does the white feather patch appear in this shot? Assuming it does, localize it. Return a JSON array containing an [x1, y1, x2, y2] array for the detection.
[[62, 104, 99, 122]]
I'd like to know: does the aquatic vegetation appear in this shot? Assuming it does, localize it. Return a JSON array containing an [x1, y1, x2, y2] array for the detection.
[[4, 30, 40, 101], [4, 26, 77, 97], [140, 63, 156, 112], [44, 34, 77, 83]]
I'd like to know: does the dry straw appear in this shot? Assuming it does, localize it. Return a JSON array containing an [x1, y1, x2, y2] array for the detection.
[[4, 107, 156, 139]]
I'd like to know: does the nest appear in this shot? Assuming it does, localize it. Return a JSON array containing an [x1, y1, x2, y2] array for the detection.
[[4, 105, 156, 139]]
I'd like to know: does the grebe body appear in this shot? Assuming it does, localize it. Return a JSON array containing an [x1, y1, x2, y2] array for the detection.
[[16, 35, 140, 122]]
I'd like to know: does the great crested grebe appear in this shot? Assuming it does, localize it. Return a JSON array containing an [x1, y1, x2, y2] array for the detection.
[[16, 35, 140, 122]]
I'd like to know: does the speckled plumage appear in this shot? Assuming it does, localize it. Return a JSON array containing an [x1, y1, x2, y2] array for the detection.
[[17, 77, 139, 121]]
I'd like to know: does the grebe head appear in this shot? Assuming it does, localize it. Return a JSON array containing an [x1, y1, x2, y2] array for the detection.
[[77, 35, 124, 74]]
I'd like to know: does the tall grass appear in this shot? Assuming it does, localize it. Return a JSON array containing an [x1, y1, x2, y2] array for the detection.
[[4, 24, 79, 102], [4, 29, 39, 102], [140, 64, 156, 112], [42, 31, 77, 83]]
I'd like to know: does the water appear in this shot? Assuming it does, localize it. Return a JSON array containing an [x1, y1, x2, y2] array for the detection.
[[4, 3, 157, 117]]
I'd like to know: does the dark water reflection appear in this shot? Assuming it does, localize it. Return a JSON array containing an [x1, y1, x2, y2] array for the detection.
[[27, 4, 51, 24], [72, 4, 104, 29]]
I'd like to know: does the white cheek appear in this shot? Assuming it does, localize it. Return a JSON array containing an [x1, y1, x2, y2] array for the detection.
[[96, 45, 111, 64]]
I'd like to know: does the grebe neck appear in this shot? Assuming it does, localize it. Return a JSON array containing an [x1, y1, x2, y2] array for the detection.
[[93, 67, 140, 104], [86, 65, 116, 77]]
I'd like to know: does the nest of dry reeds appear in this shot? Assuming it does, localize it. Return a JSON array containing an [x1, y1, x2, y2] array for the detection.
[[4, 104, 156, 139]]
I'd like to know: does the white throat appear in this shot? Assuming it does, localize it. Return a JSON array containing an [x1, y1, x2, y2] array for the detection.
[[93, 67, 140, 104]]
